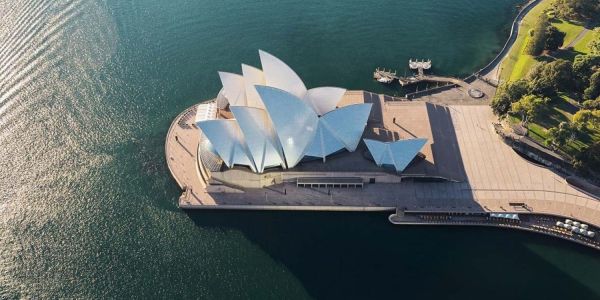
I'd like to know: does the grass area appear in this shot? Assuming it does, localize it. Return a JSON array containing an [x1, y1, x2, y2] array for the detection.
[[500, 0, 592, 81], [500, 0, 553, 81], [512, 94, 600, 156], [498, 0, 600, 168], [573, 28, 597, 54], [551, 18, 585, 46]]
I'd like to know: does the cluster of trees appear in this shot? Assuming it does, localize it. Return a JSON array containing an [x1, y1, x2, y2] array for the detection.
[[553, 0, 600, 22], [589, 29, 600, 56], [524, 14, 565, 55], [492, 54, 600, 174]]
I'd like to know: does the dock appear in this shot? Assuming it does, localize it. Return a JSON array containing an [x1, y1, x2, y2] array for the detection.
[[374, 59, 485, 99]]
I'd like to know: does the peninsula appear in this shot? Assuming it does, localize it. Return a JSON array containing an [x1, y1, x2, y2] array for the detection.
[[166, 0, 600, 250]]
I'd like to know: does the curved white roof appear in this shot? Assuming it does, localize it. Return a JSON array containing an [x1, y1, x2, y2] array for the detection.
[[256, 85, 318, 168], [241, 64, 266, 109], [197, 119, 256, 172], [303, 87, 347, 116], [202, 50, 374, 173], [230, 106, 285, 172], [218, 72, 246, 107], [321, 104, 372, 151], [259, 50, 307, 99], [364, 138, 427, 173], [305, 120, 346, 159]]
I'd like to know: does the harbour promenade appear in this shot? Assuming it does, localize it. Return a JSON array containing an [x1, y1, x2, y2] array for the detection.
[[164, 0, 600, 249], [166, 92, 600, 224]]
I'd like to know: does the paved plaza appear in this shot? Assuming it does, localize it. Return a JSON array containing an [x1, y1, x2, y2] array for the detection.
[[167, 91, 600, 227]]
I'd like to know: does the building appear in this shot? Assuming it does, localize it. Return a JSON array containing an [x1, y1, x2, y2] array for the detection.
[[195, 50, 429, 187]]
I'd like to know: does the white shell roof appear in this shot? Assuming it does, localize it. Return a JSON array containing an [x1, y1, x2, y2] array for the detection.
[[218, 72, 246, 107], [258, 50, 307, 100], [230, 106, 285, 173], [256, 85, 318, 168], [241, 64, 266, 109], [303, 87, 347, 116], [364, 138, 428, 173], [197, 119, 257, 172], [201, 50, 373, 173]]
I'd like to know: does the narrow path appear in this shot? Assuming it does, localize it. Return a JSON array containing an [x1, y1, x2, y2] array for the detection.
[[479, 0, 543, 81], [562, 26, 590, 49]]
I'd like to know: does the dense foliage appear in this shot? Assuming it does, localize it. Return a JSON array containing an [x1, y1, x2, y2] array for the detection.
[[527, 59, 573, 96], [491, 79, 529, 115], [553, 0, 600, 22], [573, 142, 600, 173], [584, 71, 600, 100], [524, 14, 549, 55], [510, 94, 548, 124], [544, 25, 565, 51]]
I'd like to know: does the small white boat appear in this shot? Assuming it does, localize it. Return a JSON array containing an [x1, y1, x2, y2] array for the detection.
[[377, 77, 393, 83]]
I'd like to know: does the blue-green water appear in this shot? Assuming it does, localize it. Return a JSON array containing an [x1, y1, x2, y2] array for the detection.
[[1, 0, 599, 298]]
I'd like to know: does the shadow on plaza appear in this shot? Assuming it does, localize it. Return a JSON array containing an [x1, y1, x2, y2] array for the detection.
[[186, 210, 600, 299], [185, 97, 600, 299]]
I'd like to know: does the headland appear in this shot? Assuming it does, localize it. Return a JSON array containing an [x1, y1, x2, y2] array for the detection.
[[166, 0, 600, 250]]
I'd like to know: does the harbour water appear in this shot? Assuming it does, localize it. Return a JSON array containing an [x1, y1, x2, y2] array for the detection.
[[1, 0, 599, 298]]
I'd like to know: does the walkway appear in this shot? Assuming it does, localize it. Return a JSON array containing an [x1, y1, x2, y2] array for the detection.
[[173, 95, 600, 228], [165, 104, 212, 206], [562, 26, 591, 49]]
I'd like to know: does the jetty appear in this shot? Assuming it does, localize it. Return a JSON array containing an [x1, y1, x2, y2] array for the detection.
[[374, 59, 485, 99], [375, 59, 466, 87]]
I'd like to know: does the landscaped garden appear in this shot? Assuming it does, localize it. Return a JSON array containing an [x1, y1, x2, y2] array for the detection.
[[494, 0, 600, 175]]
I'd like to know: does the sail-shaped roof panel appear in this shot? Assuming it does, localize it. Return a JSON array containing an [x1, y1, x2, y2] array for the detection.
[[303, 87, 346, 116], [258, 50, 307, 99], [256, 85, 318, 168], [363, 138, 427, 173], [197, 119, 257, 172], [321, 104, 372, 151], [218, 72, 246, 106], [230, 106, 285, 172], [241, 64, 266, 109]]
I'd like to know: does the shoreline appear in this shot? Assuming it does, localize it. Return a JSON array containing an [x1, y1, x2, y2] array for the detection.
[[477, 0, 543, 82], [165, 0, 600, 251]]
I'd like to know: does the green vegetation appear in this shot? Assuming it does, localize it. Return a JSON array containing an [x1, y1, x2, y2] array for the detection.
[[524, 14, 550, 55], [587, 29, 600, 54], [500, 0, 553, 81], [493, 0, 600, 175], [552, 0, 600, 22]]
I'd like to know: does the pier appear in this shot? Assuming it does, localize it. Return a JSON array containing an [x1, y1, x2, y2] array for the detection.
[[374, 59, 485, 99]]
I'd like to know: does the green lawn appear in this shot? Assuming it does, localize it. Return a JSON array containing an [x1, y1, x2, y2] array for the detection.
[[500, 0, 553, 81], [500, 0, 592, 82], [514, 94, 600, 156], [573, 28, 597, 54], [551, 18, 586, 46]]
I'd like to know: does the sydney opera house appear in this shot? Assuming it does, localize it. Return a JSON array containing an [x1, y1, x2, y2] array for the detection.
[[193, 50, 430, 185]]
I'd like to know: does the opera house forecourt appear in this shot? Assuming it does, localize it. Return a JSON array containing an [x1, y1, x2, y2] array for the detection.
[[167, 50, 600, 250]]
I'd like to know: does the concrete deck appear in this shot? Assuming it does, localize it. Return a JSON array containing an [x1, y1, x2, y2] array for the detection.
[[166, 91, 600, 228]]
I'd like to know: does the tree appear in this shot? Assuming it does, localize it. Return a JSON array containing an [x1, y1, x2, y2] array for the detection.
[[573, 55, 600, 85], [572, 109, 600, 129], [584, 70, 600, 100], [553, 0, 600, 22], [510, 94, 548, 124], [524, 14, 549, 55], [545, 121, 577, 148], [527, 59, 574, 95], [573, 142, 600, 174], [582, 99, 600, 109], [545, 26, 565, 51], [589, 29, 600, 55], [491, 79, 529, 116]]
